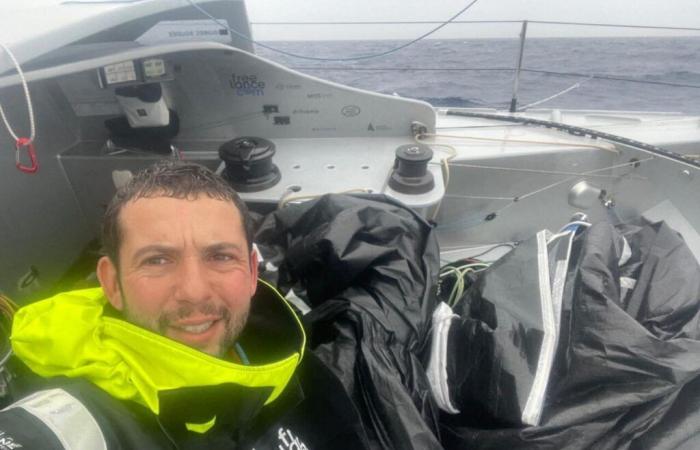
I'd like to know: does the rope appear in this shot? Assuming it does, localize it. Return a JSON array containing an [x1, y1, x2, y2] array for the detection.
[[441, 242, 516, 255], [439, 241, 517, 264], [439, 262, 491, 307], [418, 132, 618, 153], [415, 138, 458, 221], [187, 0, 482, 61], [445, 110, 698, 166], [518, 76, 594, 110], [0, 43, 35, 143], [0, 293, 17, 368], [278, 188, 372, 208]]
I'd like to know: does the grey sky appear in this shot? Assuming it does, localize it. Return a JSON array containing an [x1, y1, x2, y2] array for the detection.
[[247, 0, 700, 40]]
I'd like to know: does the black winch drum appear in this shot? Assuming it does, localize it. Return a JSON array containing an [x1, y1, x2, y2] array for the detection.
[[388, 143, 435, 194], [219, 137, 281, 192]]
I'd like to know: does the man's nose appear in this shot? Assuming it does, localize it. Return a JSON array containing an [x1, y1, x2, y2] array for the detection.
[[175, 256, 212, 303]]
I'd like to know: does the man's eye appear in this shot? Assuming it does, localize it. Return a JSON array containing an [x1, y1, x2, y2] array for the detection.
[[211, 253, 234, 262], [143, 256, 170, 266]]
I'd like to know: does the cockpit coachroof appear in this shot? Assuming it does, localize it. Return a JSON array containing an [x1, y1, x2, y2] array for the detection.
[[0, 0, 252, 74]]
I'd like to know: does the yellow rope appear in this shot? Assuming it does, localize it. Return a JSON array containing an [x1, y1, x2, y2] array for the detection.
[[0, 294, 17, 323], [419, 132, 619, 154]]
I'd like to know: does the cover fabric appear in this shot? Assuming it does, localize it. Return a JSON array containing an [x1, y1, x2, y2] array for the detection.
[[255, 193, 443, 449], [440, 219, 700, 450]]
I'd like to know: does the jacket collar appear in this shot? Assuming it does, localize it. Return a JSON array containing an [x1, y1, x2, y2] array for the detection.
[[11, 280, 305, 429]]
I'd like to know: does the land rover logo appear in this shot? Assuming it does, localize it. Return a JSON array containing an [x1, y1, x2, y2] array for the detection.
[[341, 105, 361, 117]]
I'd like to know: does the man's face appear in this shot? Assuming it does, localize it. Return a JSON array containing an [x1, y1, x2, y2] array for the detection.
[[97, 195, 257, 358]]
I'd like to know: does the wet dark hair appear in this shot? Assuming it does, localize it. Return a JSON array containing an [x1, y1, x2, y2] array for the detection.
[[101, 160, 253, 266]]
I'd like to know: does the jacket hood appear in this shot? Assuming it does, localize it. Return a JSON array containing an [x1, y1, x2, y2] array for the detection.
[[10, 280, 306, 421]]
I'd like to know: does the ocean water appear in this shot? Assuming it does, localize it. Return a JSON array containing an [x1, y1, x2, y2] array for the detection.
[[256, 37, 700, 114]]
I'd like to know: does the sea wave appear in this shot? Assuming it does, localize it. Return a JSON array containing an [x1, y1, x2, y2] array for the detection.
[[258, 37, 700, 114]]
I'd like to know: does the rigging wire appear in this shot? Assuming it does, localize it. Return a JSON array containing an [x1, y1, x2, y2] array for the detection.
[[418, 126, 621, 221], [499, 158, 652, 204], [186, 0, 482, 61], [292, 67, 512, 72], [251, 20, 700, 32], [437, 156, 655, 230], [252, 20, 524, 26], [442, 162, 646, 179], [520, 20, 700, 32], [288, 67, 700, 90], [439, 193, 515, 201], [522, 69, 700, 89]]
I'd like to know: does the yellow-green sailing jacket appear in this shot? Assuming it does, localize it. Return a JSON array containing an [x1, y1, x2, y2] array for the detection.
[[0, 281, 369, 449]]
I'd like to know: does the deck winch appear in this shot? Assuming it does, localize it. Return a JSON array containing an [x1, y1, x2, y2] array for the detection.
[[388, 143, 435, 194], [219, 137, 281, 192]]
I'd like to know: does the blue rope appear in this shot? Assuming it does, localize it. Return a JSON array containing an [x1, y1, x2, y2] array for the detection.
[[186, 0, 482, 61]]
